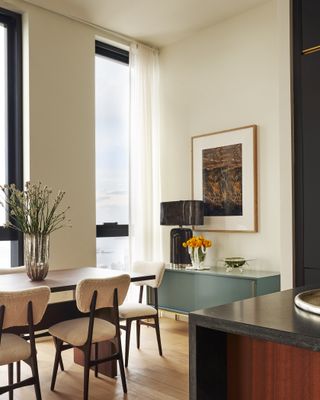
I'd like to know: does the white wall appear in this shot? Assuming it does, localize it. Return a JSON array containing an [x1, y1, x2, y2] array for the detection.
[[27, 6, 96, 269], [159, 0, 292, 287]]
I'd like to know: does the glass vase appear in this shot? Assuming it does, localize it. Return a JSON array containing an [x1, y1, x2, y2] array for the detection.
[[188, 246, 207, 270], [24, 233, 50, 281]]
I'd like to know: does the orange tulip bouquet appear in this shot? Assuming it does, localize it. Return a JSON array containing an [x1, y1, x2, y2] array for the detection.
[[182, 235, 212, 270]]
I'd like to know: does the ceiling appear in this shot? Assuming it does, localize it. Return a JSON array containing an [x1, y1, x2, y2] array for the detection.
[[24, 0, 268, 48]]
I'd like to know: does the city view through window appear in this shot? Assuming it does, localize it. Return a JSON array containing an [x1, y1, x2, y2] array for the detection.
[[95, 51, 130, 270]]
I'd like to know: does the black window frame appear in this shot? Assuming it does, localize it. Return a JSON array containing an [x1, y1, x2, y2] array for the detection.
[[95, 41, 129, 239], [0, 8, 23, 265], [95, 41, 129, 65]]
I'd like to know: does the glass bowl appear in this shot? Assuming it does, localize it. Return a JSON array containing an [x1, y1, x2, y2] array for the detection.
[[224, 257, 246, 268]]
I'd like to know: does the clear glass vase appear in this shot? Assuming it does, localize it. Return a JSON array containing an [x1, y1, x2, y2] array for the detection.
[[188, 246, 207, 269], [24, 233, 50, 281]]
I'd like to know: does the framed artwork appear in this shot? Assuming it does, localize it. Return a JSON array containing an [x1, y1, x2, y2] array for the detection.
[[192, 125, 257, 232]]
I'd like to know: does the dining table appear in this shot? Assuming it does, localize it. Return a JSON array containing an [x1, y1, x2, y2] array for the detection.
[[0, 266, 156, 378]]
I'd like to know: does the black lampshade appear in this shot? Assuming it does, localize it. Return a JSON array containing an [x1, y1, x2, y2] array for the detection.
[[160, 200, 204, 266], [160, 200, 204, 226]]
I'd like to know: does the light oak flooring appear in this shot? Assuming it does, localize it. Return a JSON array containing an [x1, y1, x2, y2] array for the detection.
[[0, 318, 188, 400]]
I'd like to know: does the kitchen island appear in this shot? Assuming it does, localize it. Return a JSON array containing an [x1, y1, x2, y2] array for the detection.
[[189, 286, 320, 400]]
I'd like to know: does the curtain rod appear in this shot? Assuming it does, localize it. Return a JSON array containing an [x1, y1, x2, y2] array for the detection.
[[2, 0, 158, 51]]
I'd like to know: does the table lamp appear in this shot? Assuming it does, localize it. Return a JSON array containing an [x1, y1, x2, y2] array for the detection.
[[160, 200, 204, 267]]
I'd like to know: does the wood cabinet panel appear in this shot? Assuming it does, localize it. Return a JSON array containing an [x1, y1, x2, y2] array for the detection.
[[301, 52, 320, 272], [227, 335, 320, 400], [293, 0, 320, 285], [302, 1, 320, 50]]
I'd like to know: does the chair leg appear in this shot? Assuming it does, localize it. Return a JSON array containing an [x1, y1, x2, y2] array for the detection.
[[94, 343, 99, 378], [51, 338, 63, 391], [59, 356, 64, 371], [30, 353, 42, 400], [52, 336, 64, 371], [125, 320, 132, 368], [117, 336, 127, 393], [154, 315, 163, 356], [8, 363, 13, 400], [83, 349, 91, 400], [136, 320, 141, 349], [59, 357, 64, 372], [16, 361, 21, 383]]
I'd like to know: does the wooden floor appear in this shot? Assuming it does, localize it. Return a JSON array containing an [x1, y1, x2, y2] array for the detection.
[[0, 318, 188, 400]]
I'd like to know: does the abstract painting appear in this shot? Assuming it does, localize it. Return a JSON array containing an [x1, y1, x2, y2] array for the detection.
[[202, 143, 242, 216], [192, 125, 257, 232]]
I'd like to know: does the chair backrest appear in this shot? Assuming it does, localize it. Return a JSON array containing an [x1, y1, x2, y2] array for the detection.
[[0, 286, 50, 329], [133, 261, 166, 288], [76, 274, 131, 313]]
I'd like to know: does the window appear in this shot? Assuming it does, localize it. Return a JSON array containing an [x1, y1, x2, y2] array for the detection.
[[0, 8, 23, 267], [95, 42, 129, 270]]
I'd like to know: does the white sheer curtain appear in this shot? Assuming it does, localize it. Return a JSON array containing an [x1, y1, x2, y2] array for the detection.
[[129, 43, 161, 265]]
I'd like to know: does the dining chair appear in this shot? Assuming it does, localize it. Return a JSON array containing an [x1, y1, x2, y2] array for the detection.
[[0, 267, 66, 378], [48, 274, 131, 400], [0, 286, 50, 400], [0, 267, 32, 386], [119, 261, 165, 367]]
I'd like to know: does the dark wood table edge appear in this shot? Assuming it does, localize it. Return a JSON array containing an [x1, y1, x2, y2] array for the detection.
[[0, 267, 156, 293]]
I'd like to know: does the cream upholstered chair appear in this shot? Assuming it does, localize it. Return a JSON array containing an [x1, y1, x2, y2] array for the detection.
[[48, 274, 130, 400], [0, 286, 50, 400], [119, 261, 165, 367], [0, 266, 28, 384], [0, 267, 64, 377]]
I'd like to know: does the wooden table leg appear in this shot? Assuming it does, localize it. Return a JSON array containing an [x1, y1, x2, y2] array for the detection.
[[74, 342, 117, 378]]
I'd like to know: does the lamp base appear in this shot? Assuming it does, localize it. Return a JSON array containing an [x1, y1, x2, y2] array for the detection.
[[170, 228, 192, 265], [171, 263, 191, 269]]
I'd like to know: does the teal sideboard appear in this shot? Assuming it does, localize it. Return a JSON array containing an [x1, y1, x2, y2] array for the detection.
[[158, 267, 280, 314]]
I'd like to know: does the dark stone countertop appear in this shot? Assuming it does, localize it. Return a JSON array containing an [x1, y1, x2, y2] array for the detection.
[[189, 286, 320, 352]]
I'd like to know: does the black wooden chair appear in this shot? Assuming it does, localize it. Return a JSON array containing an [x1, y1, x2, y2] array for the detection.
[[0, 286, 50, 400], [48, 274, 130, 400], [119, 261, 165, 367]]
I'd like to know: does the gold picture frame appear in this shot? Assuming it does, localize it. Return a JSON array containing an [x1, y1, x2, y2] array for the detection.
[[192, 125, 258, 232]]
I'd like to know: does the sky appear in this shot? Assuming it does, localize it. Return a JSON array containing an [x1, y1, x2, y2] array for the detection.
[[95, 54, 129, 225], [95, 55, 130, 269]]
